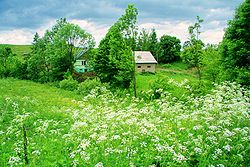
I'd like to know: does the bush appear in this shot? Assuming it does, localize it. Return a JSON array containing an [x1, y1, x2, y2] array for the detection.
[[72, 71, 96, 82], [59, 77, 78, 91], [77, 78, 103, 95]]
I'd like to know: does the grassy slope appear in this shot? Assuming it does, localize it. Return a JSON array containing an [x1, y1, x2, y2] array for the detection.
[[0, 44, 31, 56], [136, 62, 198, 92], [0, 79, 83, 166], [1, 78, 249, 166]]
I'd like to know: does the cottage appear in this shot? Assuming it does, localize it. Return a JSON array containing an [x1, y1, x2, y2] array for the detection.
[[134, 51, 157, 73]]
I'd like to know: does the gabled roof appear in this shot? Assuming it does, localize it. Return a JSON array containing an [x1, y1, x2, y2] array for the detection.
[[134, 51, 157, 64]]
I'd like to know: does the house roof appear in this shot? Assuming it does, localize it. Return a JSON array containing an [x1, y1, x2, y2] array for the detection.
[[134, 51, 157, 64]]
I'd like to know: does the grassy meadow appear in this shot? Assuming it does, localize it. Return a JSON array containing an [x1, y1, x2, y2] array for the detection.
[[0, 76, 249, 166]]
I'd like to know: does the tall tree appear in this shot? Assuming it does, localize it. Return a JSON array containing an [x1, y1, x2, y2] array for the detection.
[[93, 4, 138, 88], [220, 0, 250, 85], [148, 28, 158, 57], [158, 35, 181, 63], [94, 25, 133, 88], [181, 16, 204, 80], [136, 28, 159, 60], [0, 46, 14, 77], [115, 4, 138, 50]]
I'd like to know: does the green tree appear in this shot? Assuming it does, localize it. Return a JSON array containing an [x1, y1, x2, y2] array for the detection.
[[0, 45, 16, 77], [137, 28, 150, 51], [220, 0, 250, 85], [115, 4, 138, 50], [136, 28, 159, 59], [28, 18, 94, 82], [181, 16, 204, 80], [148, 28, 158, 58], [202, 44, 221, 82], [158, 35, 181, 63], [94, 25, 133, 88]]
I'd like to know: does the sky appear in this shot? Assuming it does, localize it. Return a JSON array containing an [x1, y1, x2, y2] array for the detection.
[[0, 0, 244, 46]]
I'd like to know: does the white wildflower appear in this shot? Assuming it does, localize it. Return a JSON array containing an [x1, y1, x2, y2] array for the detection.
[[223, 145, 232, 152], [94, 162, 104, 167], [194, 147, 202, 154]]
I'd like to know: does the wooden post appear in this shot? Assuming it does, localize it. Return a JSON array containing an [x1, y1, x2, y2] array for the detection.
[[22, 124, 29, 165], [132, 51, 137, 98]]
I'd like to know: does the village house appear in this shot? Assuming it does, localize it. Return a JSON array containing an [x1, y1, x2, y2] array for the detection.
[[134, 51, 157, 73], [74, 59, 90, 73]]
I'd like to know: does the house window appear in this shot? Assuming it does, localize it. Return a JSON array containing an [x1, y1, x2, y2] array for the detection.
[[147, 66, 151, 68], [80, 69, 83, 71], [138, 66, 141, 68], [82, 61, 86, 65], [84, 69, 88, 72]]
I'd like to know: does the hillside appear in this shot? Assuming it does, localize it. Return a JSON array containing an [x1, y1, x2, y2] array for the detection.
[[1, 78, 249, 166], [0, 44, 31, 56]]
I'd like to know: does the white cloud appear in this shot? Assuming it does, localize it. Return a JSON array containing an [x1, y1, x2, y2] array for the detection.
[[69, 19, 109, 46], [0, 19, 225, 46], [0, 29, 34, 44], [201, 28, 224, 44], [139, 20, 225, 44], [139, 21, 192, 43]]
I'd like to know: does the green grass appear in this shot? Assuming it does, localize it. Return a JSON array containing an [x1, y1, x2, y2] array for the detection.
[[136, 62, 197, 93], [1, 78, 249, 166], [0, 78, 83, 166], [158, 61, 189, 71]]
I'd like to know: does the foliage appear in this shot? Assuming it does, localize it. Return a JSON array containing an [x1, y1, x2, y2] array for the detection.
[[94, 24, 133, 88], [0, 45, 13, 77], [181, 16, 204, 80], [116, 4, 138, 50], [59, 76, 78, 91], [158, 35, 181, 63], [220, 0, 250, 85], [77, 78, 104, 96], [28, 18, 94, 82], [202, 44, 222, 83], [136, 28, 159, 59]]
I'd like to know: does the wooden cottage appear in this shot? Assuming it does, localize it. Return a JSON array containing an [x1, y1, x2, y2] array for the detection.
[[134, 51, 157, 73]]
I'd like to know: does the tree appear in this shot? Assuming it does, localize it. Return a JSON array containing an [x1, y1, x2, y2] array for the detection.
[[158, 35, 181, 63], [202, 44, 221, 82], [136, 28, 159, 59], [0, 45, 16, 77], [93, 4, 138, 88], [93, 25, 133, 88], [220, 0, 250, 85], [115, 4, 138, 50], [181, 16, 204, 80], [148, 28, 158, 57], [28, 18, 94, 82]]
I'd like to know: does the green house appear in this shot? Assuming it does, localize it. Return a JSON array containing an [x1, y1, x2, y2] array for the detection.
[[74, 59, 93, 73]]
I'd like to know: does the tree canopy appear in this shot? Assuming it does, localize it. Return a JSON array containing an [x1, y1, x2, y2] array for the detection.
[[28, 18, 94, 82], [93, 5, 138, 88], [158, 35, 181, 63], [220, 0, 250, 85]]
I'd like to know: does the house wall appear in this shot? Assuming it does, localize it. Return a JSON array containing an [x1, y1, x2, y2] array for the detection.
[[74, 60, 90, 73], [136, 63, 156, 73]]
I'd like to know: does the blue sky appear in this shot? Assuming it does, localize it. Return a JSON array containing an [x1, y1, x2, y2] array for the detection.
[[0, 0, 244, 45]]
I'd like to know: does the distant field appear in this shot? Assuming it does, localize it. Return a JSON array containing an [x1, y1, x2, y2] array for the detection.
[[0, 44, 31, 56], [136, 62, 197, 93]]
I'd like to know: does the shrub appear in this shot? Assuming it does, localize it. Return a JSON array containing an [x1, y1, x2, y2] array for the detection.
[[59, 77, 78, 91], [77, 78, 103, 95]]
